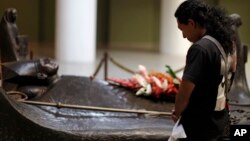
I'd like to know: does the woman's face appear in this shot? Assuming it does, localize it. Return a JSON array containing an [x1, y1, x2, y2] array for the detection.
[[177, 19, 204, 43]]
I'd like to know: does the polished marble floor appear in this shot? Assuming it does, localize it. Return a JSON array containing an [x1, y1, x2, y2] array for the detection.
[[58, 49, 186, 79]]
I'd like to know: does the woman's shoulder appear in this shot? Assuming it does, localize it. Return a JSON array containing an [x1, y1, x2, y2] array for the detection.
[[193, 36, 219, 52]]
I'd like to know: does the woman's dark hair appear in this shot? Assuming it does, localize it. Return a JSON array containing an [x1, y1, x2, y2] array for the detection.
[[175, 0, 234, 54]]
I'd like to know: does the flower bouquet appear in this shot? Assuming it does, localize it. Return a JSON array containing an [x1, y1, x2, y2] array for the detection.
[[107, 65, 181, 101]]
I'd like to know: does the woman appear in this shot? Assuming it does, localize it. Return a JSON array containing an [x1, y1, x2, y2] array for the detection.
[[172, 0, 235, 140]]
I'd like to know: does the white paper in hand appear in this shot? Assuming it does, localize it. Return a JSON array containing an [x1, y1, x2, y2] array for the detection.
[[168, 117, 186, 141]]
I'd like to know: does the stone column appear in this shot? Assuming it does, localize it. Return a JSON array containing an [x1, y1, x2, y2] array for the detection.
[[55, 0, 97, 63], [160, 0, 190, 56]]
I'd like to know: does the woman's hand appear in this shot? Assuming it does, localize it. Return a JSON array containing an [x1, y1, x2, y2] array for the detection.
[[171, 109, 179, 123]]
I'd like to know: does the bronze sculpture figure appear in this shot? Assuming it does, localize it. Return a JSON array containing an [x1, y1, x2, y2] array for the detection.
[[0, 8, 28, 62], [0, 8, 59, 98], [227, 14, 250, 105]]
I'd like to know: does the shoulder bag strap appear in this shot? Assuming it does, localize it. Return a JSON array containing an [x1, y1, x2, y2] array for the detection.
[[202, 35, 229, 97]]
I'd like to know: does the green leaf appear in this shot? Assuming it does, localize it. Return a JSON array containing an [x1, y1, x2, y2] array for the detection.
[[165, 65, 177, 78]]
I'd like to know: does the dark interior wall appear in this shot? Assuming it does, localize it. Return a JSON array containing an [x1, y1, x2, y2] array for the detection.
[[219, 0, 250, 47], [97, 0, 110, 48], [204, 0, 219, 5], [0, 0, 249, 52], [0, 0, 55, 43], [0, 0, 39, 42], [38, 0, 55, 42], [108, 0, 160, 51], [97, 0, 160, 51]]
